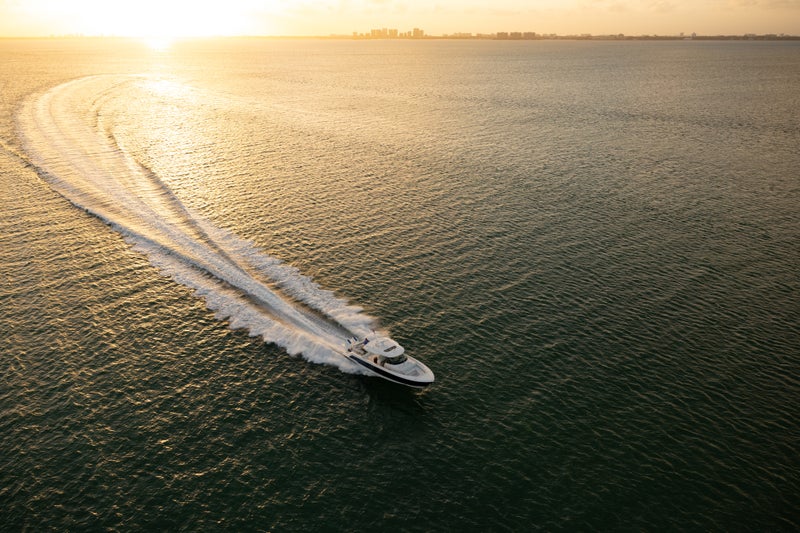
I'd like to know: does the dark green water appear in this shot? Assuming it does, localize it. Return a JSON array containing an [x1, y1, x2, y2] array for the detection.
[[2, 38, 799, 531]]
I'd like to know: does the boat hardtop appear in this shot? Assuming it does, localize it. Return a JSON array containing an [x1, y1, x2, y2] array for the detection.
[[344, 333, 434, 388], [362, 335, 404, 357]]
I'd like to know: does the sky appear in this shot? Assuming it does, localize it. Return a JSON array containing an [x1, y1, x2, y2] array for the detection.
[[1, 0, 798, 38]]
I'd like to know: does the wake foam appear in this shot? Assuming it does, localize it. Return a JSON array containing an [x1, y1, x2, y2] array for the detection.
[[16, 74, 377, 374]]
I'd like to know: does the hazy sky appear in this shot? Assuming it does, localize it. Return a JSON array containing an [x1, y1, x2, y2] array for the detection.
[[1, 0, 798, 37]]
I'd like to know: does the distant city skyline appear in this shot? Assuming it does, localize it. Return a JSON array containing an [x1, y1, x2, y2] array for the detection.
[[348, 27, 798, 41], [1, 1, 798, 38]]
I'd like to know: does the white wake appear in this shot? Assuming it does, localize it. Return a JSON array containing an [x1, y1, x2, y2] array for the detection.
[[16, 75, 376, 372]]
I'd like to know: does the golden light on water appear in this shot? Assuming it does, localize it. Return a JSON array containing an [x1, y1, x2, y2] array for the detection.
[[142, 37, 174, 52]]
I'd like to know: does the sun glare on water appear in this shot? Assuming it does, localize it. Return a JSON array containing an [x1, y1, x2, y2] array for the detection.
[[142, 36, 175, 51]]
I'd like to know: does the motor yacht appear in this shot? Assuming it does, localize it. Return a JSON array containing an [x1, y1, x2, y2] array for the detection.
[[345, 334, 435, 388]]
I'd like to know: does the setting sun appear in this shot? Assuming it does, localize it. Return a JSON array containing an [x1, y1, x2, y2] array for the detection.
[[79, 0, 260, 37], [8, 0, 275, 38]]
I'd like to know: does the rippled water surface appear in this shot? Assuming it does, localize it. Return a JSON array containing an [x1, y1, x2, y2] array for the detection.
[[2, 38, 799, 530]]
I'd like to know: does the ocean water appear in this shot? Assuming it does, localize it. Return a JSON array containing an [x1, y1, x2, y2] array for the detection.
[[1, 38, 799, 531]]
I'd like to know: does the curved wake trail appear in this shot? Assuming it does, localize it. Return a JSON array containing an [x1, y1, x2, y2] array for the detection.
[[16, 75, 375, 372]]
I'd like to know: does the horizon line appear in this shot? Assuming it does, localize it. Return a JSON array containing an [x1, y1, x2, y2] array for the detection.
[[2, 32, 799, 40]]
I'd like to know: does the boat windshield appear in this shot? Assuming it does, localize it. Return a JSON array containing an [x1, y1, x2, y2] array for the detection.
[[384, 354, 408, 365]]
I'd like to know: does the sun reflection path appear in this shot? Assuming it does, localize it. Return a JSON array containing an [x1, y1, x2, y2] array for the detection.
[[142, 36, 174, 52]]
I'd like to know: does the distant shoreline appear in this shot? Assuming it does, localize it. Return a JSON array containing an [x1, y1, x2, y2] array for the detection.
[[346, 34, 800, 41]]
